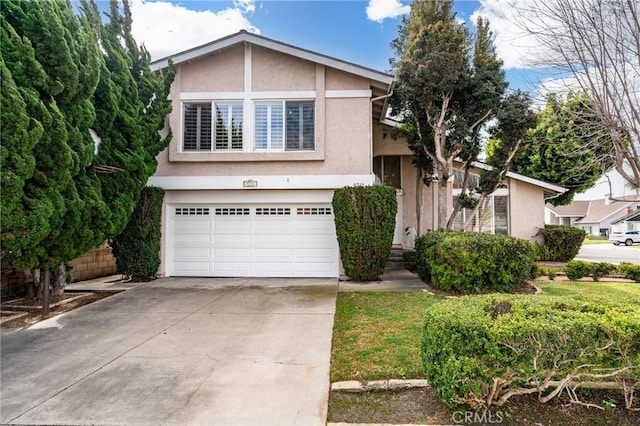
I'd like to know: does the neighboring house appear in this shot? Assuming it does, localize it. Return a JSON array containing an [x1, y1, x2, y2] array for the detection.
[[148, 31, 566, 278], [611, 209, 640, 232], [546, 197, 640, 236]]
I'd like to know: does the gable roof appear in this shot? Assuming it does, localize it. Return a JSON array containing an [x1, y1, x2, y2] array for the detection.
[[611, 209, 640, 224], [468, 161, 567, 196], [546, 200, 590, 217], [150, 30, 395, 122]]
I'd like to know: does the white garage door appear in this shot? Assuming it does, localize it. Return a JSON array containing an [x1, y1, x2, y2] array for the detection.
[[168, 204, 339, 277]]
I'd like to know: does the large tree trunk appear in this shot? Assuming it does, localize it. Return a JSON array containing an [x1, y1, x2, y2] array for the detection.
[[437, 172, 450, 230], [51, 262, 67, 296]]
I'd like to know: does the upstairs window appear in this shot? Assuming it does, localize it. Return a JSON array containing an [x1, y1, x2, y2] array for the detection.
[[183, 103, 212, 151], [254, 101, 315, 151], [214, 102, 243, 150], [183, 102, 243, 151]]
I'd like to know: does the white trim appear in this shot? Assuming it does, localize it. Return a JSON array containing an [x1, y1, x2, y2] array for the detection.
[[469, 161, 567, 194], [151, 31, 394, 87], [148, 174, 375, 190], [326, 90, 372, 98], [164, 189, 336, 204], [180, 91, 317, 100]]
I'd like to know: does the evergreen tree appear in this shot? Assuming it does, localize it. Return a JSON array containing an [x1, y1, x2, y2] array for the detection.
[[391, 1, 507, 231], [1, 0, 174, 300], [511, 92, 614, 205]]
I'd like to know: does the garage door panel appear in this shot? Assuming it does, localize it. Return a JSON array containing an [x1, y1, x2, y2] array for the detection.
[[214, 262, 252, 274], [216, 234, 251, 247], [174, 247, 212, 258], [294, 262, 336, 274], [174, 220, 211, 231], [173, 262, 213, 274], [254, 234, 292, 248], [253, 262, 293, 274], [254, 248, 293, 260], [213, 220, 251, 233], [295, 248, 335, 261], [294, 234, 335, 247], [173, 233, 211, 246], [254, 221, 293, 234], [169, 203, 338, 277]]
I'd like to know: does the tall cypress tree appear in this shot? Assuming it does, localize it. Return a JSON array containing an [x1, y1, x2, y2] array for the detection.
[[1, 0, 173, 300]]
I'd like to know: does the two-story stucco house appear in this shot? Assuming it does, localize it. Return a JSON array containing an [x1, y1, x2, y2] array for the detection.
[[148, 31, 566, 279]]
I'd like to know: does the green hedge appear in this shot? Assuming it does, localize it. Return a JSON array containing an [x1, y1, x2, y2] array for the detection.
[[111, 187, 164, 279], [415, 232, 535, 293], [620, 262, 640, 282], [566, 260, 630, 282], [421, 295, 640, 409], [537, 225, 586, 262], [332, 185, 397, 281]]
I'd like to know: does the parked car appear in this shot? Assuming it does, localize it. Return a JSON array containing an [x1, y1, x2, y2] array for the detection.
[[609, 230, 640, 246]]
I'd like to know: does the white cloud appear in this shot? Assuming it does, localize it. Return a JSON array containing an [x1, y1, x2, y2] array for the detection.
[[366, 0, 410, 23], [470, 0, 550, 70], [130, 0, 259, 60]]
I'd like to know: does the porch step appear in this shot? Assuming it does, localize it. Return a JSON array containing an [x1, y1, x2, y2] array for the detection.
[[385, 249, 406, 270]]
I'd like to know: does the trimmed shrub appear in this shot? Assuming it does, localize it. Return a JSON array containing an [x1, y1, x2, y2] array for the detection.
[[111, 187, 164, 279], [416, 232, 535, 293], [332, 185, 397, 281], [537, 225, 586, 262], [565, 260, 592, 280], [590, 262, 617, 282], [414, 231, 453, 284], [619, 262, 640, 282], [421, 295, 640, 409]]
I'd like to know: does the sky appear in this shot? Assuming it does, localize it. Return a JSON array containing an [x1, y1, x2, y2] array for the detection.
[[111, 0, 557, 97]]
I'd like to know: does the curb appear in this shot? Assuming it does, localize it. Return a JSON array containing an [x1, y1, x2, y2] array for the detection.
[[331, 379, 428, 392]]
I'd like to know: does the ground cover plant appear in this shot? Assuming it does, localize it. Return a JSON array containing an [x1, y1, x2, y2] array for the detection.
[[538, 280, 640, 300], [421, 294, 640, 410]]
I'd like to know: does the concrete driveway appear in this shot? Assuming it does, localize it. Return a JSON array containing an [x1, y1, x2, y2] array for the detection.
[[1, 277, 338, 425]]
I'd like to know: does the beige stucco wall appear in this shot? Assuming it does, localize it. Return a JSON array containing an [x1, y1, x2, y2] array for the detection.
[[372, 123, 413, 156], [509, 179, 546, 243], [252, 46, 316, 91], [373, 126, 548, 243], [178, 45, 245, 92], [153, 43, 374, 178]]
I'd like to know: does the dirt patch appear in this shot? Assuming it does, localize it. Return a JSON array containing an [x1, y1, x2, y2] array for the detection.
[[1, 291, 119, 332], [423, 281, 539, 297], [329, 388, 640, 425]]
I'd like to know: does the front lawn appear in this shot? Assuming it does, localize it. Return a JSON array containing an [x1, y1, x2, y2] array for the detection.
[[330, 292, 440, 382], [330, 281, 640, 382], [538, 280, 640, 301]]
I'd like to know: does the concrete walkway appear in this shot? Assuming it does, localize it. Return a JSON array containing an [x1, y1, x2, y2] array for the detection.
[[339, 269, 428, 292], [1, 277, 337, 425]]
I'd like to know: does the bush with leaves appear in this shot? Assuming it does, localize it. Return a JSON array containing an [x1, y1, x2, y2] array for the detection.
[[332, 185, 397, 281], [111, 187, 164, 279], [565, 260, 592, 280], [619, 262, 640, 282], [416, 232, 535, 293], [590, 262, 617, 282], [421, 294, 640, 410], [537, 225, 586, 262]]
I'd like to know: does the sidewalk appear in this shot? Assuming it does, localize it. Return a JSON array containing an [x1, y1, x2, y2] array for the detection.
[[339, 269, 427, 292]]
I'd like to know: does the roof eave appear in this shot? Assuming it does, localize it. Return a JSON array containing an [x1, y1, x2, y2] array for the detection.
[[150, 30, 395, 86]]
